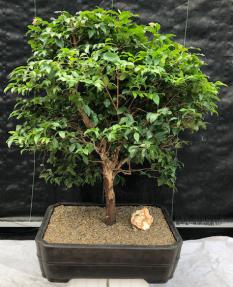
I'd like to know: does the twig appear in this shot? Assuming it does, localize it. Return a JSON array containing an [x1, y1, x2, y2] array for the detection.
[[133, 107, 147, 114], [116, 70, 120, 109], [115, 167, 157, 175], [89, 160, 103, 164], [116, 157, 129, 170], [128, 97, 136, 111], [105, 86, 118, 112]]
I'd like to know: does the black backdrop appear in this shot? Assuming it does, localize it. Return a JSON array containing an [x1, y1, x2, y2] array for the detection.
[[1, 0, 233, 222]]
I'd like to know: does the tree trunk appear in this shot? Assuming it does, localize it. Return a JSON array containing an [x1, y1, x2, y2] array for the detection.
[[102, 163, 116, 225]]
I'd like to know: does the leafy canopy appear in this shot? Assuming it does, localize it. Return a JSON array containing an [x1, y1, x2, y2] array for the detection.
[[5, 8, 224, 189]]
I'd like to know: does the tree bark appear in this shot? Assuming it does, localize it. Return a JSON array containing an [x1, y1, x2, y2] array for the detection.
[[102, 162, 116, 225]]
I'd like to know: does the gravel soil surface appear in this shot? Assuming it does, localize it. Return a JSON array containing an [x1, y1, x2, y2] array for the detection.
[[44, 205, 176, 246]]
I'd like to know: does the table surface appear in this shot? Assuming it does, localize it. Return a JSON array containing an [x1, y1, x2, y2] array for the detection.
[[0, 236, 232, 287]]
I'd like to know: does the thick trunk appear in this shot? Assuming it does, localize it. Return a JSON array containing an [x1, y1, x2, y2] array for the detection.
[[103, 163, 116, 225]]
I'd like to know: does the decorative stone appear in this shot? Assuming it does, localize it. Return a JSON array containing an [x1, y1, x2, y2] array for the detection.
[[131, 207, 154, 231]]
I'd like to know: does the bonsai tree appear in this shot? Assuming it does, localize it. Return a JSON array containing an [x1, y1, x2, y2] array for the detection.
[[5, 9, 223, 225]]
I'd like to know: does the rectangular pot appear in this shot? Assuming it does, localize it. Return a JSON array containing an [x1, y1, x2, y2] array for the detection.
[[36, 203, 183, 283]]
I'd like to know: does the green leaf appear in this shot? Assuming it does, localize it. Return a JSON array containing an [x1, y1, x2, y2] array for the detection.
[[102, 75, 109, 86], [148, 93, 160, 105], [83, 105, 91, 116], [117, 107, 128, 115], [69, 144, 76, 152], [52, 138, 59, 149], [128, 146, 138, 158], [34, 134, 40, 144], [88, 29, 95, 38], [134, 132, 140, 142], [103, 52, 120, 62], [146, 112, 159, 123], [58, 131, 66, 139], [103, 99, 111, 107], [82, 156, 89, 165], [94, 80, 103, 91], [7, 137, 14, 148]]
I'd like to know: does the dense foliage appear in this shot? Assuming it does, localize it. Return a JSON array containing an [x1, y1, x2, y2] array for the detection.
[[5, 8, 223, 191]]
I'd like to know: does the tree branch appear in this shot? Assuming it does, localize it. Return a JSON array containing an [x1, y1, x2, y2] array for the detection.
[[127, 97, 136, 112], [78, 108, 95, 129], [117, 169, 132, 175], [105, 86, 118, 112], [71, 34, 78, 47], [89, 160, 103, 164], [132, 107, 147, 116], [116, 70, 120, 109], [115, 167, 157, 175], [115, 157, 129, 170]]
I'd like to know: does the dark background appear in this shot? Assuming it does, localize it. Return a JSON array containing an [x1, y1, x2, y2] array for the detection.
[[0, 0, 232, 222]]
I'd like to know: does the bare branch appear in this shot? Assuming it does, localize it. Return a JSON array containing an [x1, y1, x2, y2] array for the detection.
[[136, 107, 147, 113], [71, 34, 78, 47], [116, 70, 120, 109], [115, 167, 157, 175], [117, 169, 132, 175], [130, 167, 157, 172], [105, 86, 118, 112], [78, 108, 95, 129], [128, 97, 135, 111], [89, 160, 103, 164], [116, 157, 129, 170]]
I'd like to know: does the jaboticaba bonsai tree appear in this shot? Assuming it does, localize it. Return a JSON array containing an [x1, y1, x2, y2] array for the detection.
[[5, 9, 224, 225]]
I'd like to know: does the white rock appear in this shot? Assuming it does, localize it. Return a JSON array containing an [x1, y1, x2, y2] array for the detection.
[[131, 207, 154, 231]]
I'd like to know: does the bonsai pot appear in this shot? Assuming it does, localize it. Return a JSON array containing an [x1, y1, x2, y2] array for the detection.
[[36, 203, 182, 283]]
